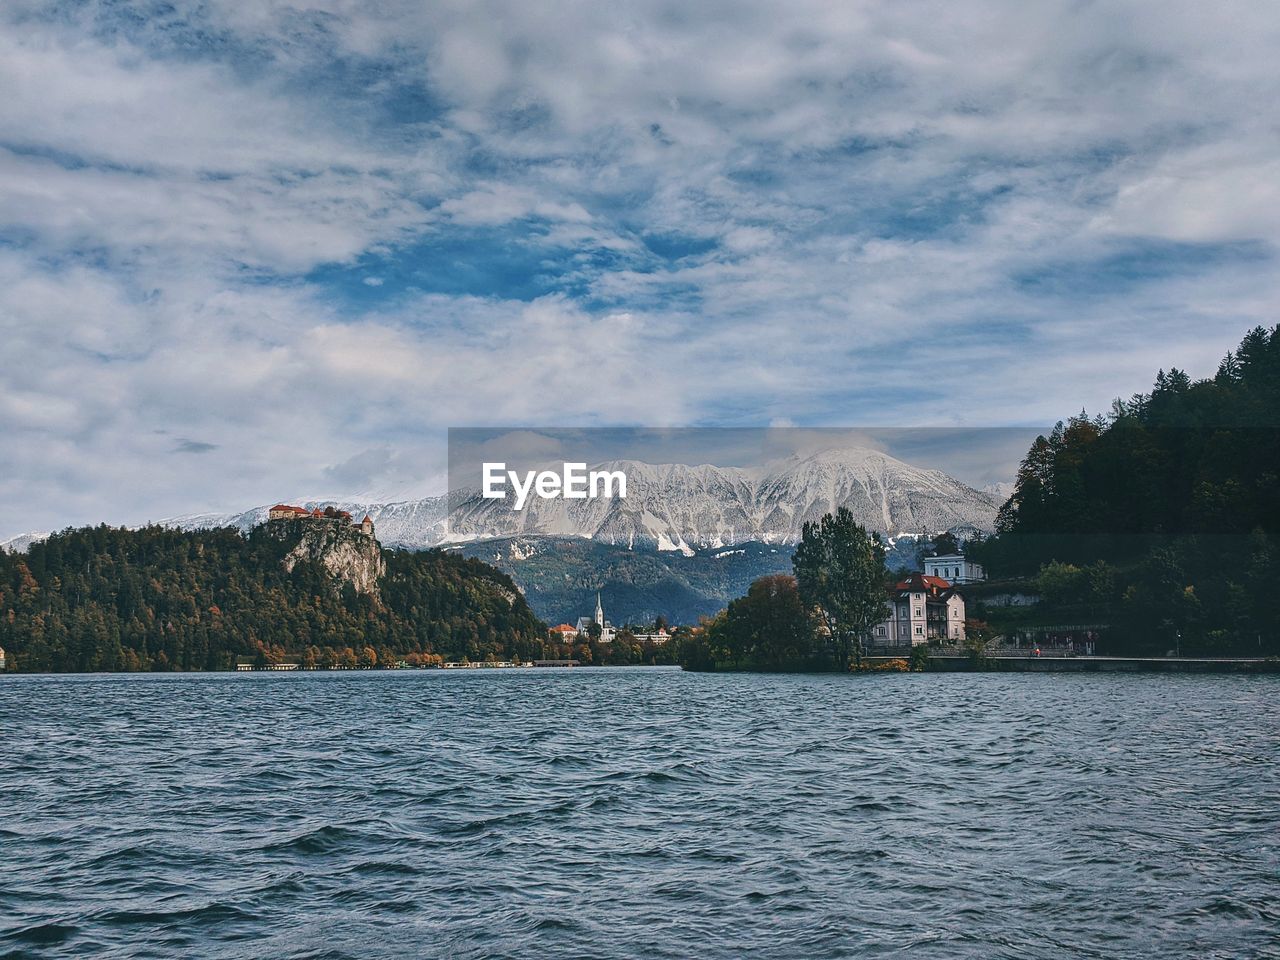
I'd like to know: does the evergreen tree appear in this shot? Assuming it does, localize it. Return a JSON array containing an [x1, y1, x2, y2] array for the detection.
[[792, 507, 887, 669], [970, 324, 1280, 656], [0, 525, 549, 671]]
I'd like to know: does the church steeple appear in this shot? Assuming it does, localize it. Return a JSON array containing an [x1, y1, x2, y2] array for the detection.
[[594, 591, 604, 627]]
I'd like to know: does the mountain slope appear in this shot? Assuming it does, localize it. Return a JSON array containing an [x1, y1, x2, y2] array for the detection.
[[454, 536, 796, 625], [455, 527, 963, 626], [161, 445, 998, 551]]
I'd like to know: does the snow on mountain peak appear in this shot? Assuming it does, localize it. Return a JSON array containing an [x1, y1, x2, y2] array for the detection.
[[158, 445, 997, 553]]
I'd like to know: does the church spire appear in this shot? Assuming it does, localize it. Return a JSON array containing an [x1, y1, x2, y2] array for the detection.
[[594, 591, 604, 626]]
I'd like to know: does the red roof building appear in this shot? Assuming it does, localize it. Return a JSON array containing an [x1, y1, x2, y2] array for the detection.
[[266, 503, 366, 530], [873, 572, 966, 646], [268, 504, 312, 520]]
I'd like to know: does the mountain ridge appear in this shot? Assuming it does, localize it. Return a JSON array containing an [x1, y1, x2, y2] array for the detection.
[[4, 445, 1001, 554], [348, 445, 997, 551]]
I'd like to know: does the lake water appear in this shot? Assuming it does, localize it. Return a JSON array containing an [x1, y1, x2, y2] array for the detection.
[[1, 669, 1277, 958]]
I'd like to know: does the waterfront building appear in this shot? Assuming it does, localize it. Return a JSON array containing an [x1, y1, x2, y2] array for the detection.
[[923, 553, 985, 584], [235, 656, 301, 671], [632, 627, 673, 646], [0, 645, 6, 671], [872, 573, 965, 646]]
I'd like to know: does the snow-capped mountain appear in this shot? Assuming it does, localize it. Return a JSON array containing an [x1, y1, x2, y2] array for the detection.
[[161, 497, 450, 548], [445, 448, 997, 551], [0, 531, 49, 554], [982, 481, 1016, 505], [160, 446, 999, 553]]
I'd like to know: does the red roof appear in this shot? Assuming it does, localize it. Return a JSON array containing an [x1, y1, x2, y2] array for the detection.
[[362, 515, 373, 524], [894, 573, 953, 594], [550, 624, 578, 633]]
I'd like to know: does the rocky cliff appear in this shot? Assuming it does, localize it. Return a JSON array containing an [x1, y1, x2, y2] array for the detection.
[[261, 518, 385, 602]]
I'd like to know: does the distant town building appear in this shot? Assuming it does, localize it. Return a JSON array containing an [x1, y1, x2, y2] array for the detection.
[[549, 623, 579, 642], [235, 656, 301, 671], [923, 553, 985, 584], [632, 627, 673, 646], [575, 592, 616, 642], [873, 573, 965, 646], [267, 503, 372, 537], [0, 645, 6, 671]]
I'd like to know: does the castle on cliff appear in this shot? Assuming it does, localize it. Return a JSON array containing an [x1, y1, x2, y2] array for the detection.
[[268, 503, 374, 537]]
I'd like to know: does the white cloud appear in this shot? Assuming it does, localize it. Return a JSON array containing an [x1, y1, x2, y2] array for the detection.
[[2, 0, 1279, 537], [438, 184, 593, 227]]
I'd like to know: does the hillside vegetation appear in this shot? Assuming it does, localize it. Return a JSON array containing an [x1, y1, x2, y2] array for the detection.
[[1, 524, 547, 671], [971, 325, 1280, 656]]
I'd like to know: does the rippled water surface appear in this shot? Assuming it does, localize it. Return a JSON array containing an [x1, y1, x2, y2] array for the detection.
[[2, 669, 1278, 958]]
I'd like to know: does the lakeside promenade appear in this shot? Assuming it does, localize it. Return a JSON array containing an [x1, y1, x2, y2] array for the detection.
[[867, 654, 1280, 674]]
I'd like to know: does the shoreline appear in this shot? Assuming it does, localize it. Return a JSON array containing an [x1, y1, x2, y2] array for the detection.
[[5, 659, 1279, 677], [868, 655, 1280, 674]]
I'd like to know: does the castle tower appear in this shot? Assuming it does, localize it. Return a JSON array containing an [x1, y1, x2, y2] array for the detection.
[[361, 515, 374, 536]]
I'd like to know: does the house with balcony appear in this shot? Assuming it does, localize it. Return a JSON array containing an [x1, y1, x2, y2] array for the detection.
[[872, 573, 965, 647]]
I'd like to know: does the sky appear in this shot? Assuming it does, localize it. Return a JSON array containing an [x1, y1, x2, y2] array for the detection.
[[3, 1, 1279, 539]]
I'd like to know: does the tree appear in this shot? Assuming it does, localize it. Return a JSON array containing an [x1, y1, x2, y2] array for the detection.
[[741, 574, 817, 668], [0, 525, 551, 672], [928, 531, 962, 556], [673, 622, 715, 672], [699, 574, 818, 671], [971, 324, 1280, 656], [1035, 561, 1086, 606], [961, 619, 997, 664], [792, 507, 887, 670]]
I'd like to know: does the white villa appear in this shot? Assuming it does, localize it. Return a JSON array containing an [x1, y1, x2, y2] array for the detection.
[[872, 573, 966, 646], [923, 553, 985, 584]]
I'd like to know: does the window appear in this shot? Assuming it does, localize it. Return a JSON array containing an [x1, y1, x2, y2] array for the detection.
[[915, 626, 923, 635]]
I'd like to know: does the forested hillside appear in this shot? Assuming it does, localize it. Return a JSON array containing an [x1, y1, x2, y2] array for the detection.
[[971, 325, 1280, 655], [0, 524, 547, 671]]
